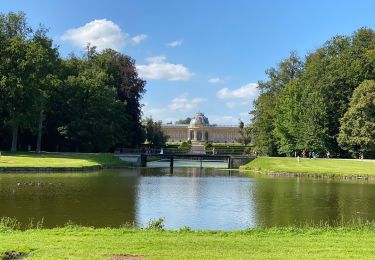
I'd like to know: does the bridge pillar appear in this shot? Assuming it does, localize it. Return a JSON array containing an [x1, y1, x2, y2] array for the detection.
[[140, 154, 147, 167], [170, 156, 174, 168], [228, 156, 231, 169]]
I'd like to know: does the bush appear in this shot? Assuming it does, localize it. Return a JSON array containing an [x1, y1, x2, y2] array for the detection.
[[146, 218, 165, 230], [178, 141, 191, 152]]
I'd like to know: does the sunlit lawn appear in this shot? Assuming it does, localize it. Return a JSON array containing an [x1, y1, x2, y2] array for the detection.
[[0, 152, 124, 168], [242, 157, 375, 175], [1, 226, 375, 259]]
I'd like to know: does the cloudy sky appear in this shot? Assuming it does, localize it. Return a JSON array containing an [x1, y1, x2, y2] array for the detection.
[[2, 0, 375, 124]]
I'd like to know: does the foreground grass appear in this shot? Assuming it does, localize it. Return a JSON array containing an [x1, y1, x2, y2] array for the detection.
[[1, 225, 375, 259], [241, 157, 375, 176], [0, 152, 125, 168]]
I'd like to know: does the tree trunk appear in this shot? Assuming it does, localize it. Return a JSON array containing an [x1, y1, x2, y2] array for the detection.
[[11, 124, 18, 152], [36, 109, 44, 153]]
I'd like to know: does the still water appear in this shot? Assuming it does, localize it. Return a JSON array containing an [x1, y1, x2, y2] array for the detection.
[[1, 167, 375, 230]]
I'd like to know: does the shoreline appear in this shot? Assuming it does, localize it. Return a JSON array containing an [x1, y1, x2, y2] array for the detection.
[[240, 168, 375, 180], [240, 157, 375, 179], [0, 164, 130, 173]]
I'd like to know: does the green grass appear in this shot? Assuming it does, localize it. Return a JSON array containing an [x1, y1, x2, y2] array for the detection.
[[241, 157, 375, 176], [2, 225, 375, 259], [0, 152, 125, 168]]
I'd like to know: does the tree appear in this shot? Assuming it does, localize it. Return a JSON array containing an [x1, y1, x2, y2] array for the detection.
[[99, 50, 146, 147], [236, 120, 252, 145], [251, 52, 303, 155], [143, 118, 168, 147], [338, 80, 375, 157], [29, 28, 61, 152], [175, 117, 191, 124], [0, 12, 34, 152], [53, 51, 128, 152]]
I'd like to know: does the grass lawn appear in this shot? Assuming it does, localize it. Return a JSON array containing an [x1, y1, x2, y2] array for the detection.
[[1, 226, 375, 259], [0, 152, 125, 168], [241, 157, 375, 176]]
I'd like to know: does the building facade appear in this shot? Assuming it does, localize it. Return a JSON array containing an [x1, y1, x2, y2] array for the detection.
[[161, 112, 241, 143]]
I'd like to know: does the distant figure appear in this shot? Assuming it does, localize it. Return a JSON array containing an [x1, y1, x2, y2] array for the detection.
[[212, 147, 216, 155], [28, 145, 31, 152], [160, 148, 164, 155], [297, 155, 300, 163], [326, 151, 330, 159]]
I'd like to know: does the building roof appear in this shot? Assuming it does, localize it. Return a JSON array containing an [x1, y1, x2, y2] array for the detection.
[[189, 112, 209, 127]]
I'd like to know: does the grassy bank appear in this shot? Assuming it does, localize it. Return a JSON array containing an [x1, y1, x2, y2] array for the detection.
[[241, 157, 375, 176], [1, 224, 375, 259], [0, 152, 125, 168]]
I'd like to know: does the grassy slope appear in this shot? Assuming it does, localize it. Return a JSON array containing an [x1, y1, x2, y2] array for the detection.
[[241, 157, 375, 175], [1, 227, 375, 259], [0, 152, 125, 168]]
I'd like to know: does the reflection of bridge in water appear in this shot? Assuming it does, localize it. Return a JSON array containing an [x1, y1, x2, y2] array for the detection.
[[115, 148, 255, 169]]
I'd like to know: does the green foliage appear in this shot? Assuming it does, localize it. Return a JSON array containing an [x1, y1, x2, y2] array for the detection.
[[251, 52, 303, 155], [146, 218, 165, 230], [0, 11, 146, 152], [175, 117, 191, 124], [177, 141, 191, 153], [143, 118, 168, 147], [338, 80, 375, 157], [251, 28, 375, 158], [236, 120, 252, 145]]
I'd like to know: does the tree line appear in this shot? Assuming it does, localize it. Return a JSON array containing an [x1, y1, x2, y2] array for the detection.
[[0, 12, 146, 152], [250, 27, 375, 158]]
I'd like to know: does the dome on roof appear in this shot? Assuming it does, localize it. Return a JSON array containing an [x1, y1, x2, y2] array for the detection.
[[189, 112, 209, 127]]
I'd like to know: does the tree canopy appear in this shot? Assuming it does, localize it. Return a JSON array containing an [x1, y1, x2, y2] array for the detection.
[[249, 27, 375, 158], [338, 80, 375, 158], [0, 12, 146, 152]]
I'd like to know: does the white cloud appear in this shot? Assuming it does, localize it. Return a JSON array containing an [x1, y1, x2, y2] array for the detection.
[[131, 34, 148, 45], [225, 101, 249, 109], [217, 83, 258, 99], [208, 77, 226, 84], [167, 40, 183, 47], [61, 19, 126, 51], [208, 115, 239, 125], [169, 94, 207, 111], [136, 56, 193, 81]]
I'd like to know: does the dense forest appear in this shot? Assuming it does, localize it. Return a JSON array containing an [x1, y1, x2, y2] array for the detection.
[[0, 12, 146, 152], [250, 28, 375, 158]]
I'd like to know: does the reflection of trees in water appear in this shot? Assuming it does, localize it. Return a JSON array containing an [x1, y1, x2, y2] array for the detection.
[[252, 177, 375, 227], [0, 169, 140, 228]]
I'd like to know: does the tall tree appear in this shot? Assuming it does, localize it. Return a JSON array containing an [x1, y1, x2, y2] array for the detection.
[[143, 118, 168, 147], [251, 52, 303, 155], [29, 28, 61, 152], [338, 80, 375, 158], [0, 12, 38, 152]]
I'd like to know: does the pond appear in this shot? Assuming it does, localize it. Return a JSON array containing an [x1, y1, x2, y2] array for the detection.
[[1, 166, 375, 230]]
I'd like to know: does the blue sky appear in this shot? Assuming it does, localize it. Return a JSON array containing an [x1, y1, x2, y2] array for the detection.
[[2, 0, 375, 124]]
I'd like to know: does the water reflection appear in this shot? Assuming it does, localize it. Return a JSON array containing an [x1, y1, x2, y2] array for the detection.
[[1, 168, 375, 229], [0, 171, 139, 227]]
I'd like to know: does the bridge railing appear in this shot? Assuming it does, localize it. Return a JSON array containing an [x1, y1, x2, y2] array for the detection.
[[115, 148, 191, 155], [115, 148, 253, 156]]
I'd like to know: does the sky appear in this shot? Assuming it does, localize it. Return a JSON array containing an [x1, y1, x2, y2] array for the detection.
[[2, 0, 375, 124]]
